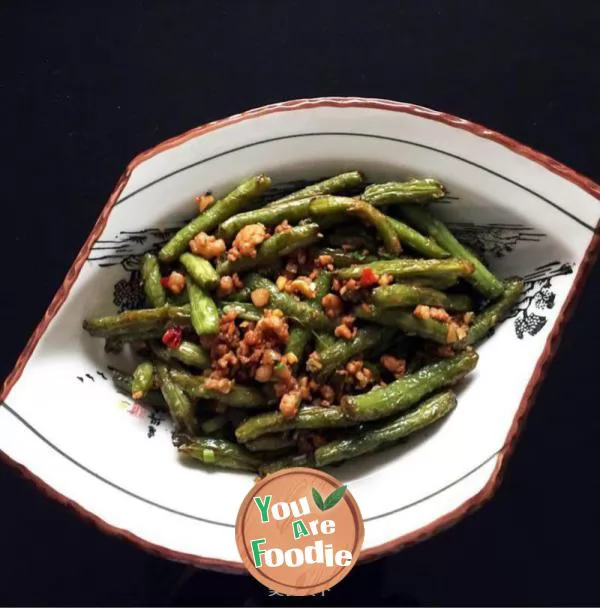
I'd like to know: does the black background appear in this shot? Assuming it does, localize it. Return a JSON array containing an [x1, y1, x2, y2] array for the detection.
[[2, 1, 600, 605]]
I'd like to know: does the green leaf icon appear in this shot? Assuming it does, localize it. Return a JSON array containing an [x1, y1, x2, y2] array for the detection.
[[312, 487, 325, 510], [312, 485, 347, 511], [323, 485, 347, 510]]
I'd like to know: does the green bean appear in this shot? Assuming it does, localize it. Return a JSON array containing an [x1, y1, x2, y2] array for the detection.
[[285, 326, 311, 370], [267, 171, 365, 206], [313, 212, 350, 231], [349, 202, 401, 254], [313, 270, 333, 302], [156, 362, 198, 434], [222, 286, 251, 302], [308, 197, 400, 254], [363, 328, 403, 360], [132, 361, 154, 400], [315, 326, 387, 381], [83, 305, 192, 339], [108, 366, 156, 391], [315, 333, 336, 352], [335, 258, 474, 281], [219, 302, 263, 322], [388, 217, 449, 259], [310, 270, 335, 355], [187, 280, 219, 335], [355, 303, 452, 344], [341, 350, 478, 421], [168, 290, 190, 306], [396, 276, 460, 290], [362, 179, 446, 205], [177, 436, 261, 472], [171, 341, 211, 369], [159, 174, 272, 262], [108, 366, 166, 409], [150, 340, 211, 370], [218, 198, 312, 241], [398, 206, 504, 299], [141, 253, 167, 307], [169, 368, 269, 408], [327, 230, 379, 252], [235, 406, 356, 443], [245, 435, 298, 452], [316, 390, 456, 466], [260, 453, 315, 476], [179, 253, 219, 290], [372, 284, 473, 312], [201, 415, 229, 435], [217, 224, 321, 276], [314, 247, 379, 268], [245, 274, 333, 331], [458, 278, 524, 347]]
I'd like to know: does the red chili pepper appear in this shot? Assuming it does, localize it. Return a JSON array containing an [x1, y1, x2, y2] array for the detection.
[[162, 326, 183, 349], [160, 276, 170, 288], [359, 267, 378, 287]]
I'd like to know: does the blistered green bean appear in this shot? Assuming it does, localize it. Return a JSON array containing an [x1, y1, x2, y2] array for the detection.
[[108, 366, 166, 409], [236, 406, 355, 443], [201, 415, 229, 435], [398, 206, 504, 299], [150, 340, 210, 369], [362, 179, 446, 205], [355, 303, 451, 344], [83, 306, 192, 339], [458, 278, 524, 347], [187, 280, 219, 335], [219, 301, 263, 322], [177, 436, 261, 472], [308, 197, 400, 254], [222, 286, 251, 302], [156, 362, 198, 435], [180, 253, 219, 290], [217, 224, 321, 276], [131, 361, 154, 400], [159, 174, 271, 262], [245, 274, 333, 331], [285, 326, 311, 371], [313, 247, 379, 268], [245, 435, 298, 452], [310, 270, 335, 356], [267, 171, 365, 206], [316, 390, 457, 466], [315, 326, 387, 381], [372, 283, 473, 312], [169, 368, 269, 408], [387, 217, 449, 259], [218, 198, 312, 241], [342, 351, 478, 421], [335, 258, 474, 281], [141, 253, 167, 307]]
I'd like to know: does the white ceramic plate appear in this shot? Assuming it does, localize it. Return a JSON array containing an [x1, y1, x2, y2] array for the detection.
[[1, 98, 598, 572]]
